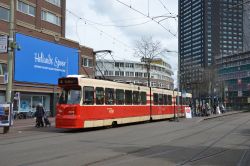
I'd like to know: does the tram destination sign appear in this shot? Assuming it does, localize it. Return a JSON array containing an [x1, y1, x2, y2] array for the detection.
[[58, 78, 78, 86]]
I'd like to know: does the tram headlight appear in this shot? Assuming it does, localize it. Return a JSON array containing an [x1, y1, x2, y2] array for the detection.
[[58, 109, 63, 114]]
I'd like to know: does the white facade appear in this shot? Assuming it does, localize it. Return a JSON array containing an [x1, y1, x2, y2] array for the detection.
[[96, 59, 174, 90]]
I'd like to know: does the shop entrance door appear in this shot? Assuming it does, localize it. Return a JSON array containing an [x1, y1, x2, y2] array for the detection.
[[32, 96, 43, 113]]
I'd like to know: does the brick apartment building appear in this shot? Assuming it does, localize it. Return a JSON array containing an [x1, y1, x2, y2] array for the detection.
[[0, 0, 95, 116]]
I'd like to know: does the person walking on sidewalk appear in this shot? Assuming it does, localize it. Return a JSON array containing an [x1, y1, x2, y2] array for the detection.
[[34, 103, 45, 127]]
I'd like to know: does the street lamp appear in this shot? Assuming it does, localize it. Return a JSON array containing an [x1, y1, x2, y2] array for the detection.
[[141, 57, 153, 120], [165, 50, 179, 121]]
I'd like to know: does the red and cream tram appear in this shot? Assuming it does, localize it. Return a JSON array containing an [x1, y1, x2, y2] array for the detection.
[[56, 75, 192, 128]]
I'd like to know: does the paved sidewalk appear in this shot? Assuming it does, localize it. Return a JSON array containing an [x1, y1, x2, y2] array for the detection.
[[202, 110, 246, 120], [0, 117, 55, 135]]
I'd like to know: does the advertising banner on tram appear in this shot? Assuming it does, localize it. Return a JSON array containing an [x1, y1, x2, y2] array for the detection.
[[14, 33, 79, 84], [0, 104, 13, 127]]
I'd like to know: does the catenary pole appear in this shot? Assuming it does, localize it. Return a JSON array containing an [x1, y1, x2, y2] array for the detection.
[[6, 0, 14, 103], [4, 0, 15, 134]]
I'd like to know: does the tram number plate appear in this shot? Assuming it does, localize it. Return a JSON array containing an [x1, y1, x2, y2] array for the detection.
[[107, 108, 114, 114]]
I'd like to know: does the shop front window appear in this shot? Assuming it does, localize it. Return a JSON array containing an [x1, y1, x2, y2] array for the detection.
[[18, 94, 50, 113], [20, 95, 32, 112], [32, 96, 43, 112]]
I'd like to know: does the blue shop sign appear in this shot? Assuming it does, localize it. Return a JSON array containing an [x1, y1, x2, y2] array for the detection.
[[15, 33, 79, 84]]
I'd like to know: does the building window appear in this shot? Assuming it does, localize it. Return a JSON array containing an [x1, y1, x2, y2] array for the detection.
[[0, 6, 9, 21], [82, 58, 93, 68], [0, 63, 7, 75], [41, 10, 61, 26], [88, 59, 93, 67], [17, 1, 35, 17], [46, 0, 61, 7]]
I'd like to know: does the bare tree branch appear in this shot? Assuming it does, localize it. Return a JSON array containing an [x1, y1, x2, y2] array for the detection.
[[134, 36, 167, 61]]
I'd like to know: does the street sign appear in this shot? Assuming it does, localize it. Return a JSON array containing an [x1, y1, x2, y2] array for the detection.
[[4, 73, 8, 84], [0, 35, 8, 53]]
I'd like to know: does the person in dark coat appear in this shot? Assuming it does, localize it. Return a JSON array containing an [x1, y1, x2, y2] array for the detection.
[[34, 103, 45, 127]]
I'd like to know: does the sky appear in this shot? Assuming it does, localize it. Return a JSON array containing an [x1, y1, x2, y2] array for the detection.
[[66, 0, 179, 86]]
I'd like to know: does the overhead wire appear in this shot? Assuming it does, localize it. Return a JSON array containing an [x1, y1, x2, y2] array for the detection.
[[115, 0, 177, 37], [67, 9, 134, 53], [157, 0, 178, 22], [75, 18, 82, 44], [82, 18, 152, 27]]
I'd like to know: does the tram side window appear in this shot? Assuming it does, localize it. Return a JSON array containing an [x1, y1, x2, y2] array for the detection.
[[168, 95, 172, 105], [153, 93, 158, 105], [133, 91, 140, 105], [180, 96, 183, 105], [159, 94, 163, 105], [116, 89, 124, 105], [140, 92, 147, 105], [163, 94, 168, 105], [186, 97, 191, 105], [105, 88, 115, 105], [83, 86, 94, 105], [125, 90, 132, 105], [96, 87, 104, 105]]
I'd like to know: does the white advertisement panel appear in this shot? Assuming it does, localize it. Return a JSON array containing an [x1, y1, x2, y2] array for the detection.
[[185, 107, 192, 119], [0, 104, 13, 127]]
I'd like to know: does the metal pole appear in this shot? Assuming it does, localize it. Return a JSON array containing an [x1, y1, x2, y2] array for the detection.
[[147, 61, 152, 121], [6, 0, 15, 103], [4, 0, 14, 134], [177, 2, 180, 121]]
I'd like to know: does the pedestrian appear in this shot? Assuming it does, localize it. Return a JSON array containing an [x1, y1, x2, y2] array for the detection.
[[220, 103, 225, 113], [205, 103, 211, 116], [213, 104, 216, 114], [216, 104, 221, 114], [34, 103, 45, 127]]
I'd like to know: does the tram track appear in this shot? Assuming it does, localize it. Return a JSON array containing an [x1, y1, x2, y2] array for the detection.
[[1, 113, 249, 166], [176, 118, 250, 166], [82, 114, 248, 166]]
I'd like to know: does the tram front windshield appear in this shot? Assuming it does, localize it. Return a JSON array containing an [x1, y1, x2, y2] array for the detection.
[[59, 87, 81, 104]]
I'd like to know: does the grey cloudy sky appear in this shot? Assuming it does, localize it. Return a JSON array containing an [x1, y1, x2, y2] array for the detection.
[[66, 0, 179, 85]]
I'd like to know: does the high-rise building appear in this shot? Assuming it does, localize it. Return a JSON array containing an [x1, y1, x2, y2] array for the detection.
[[179, 0, 246, 98], [243, 0, 250, 52]]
